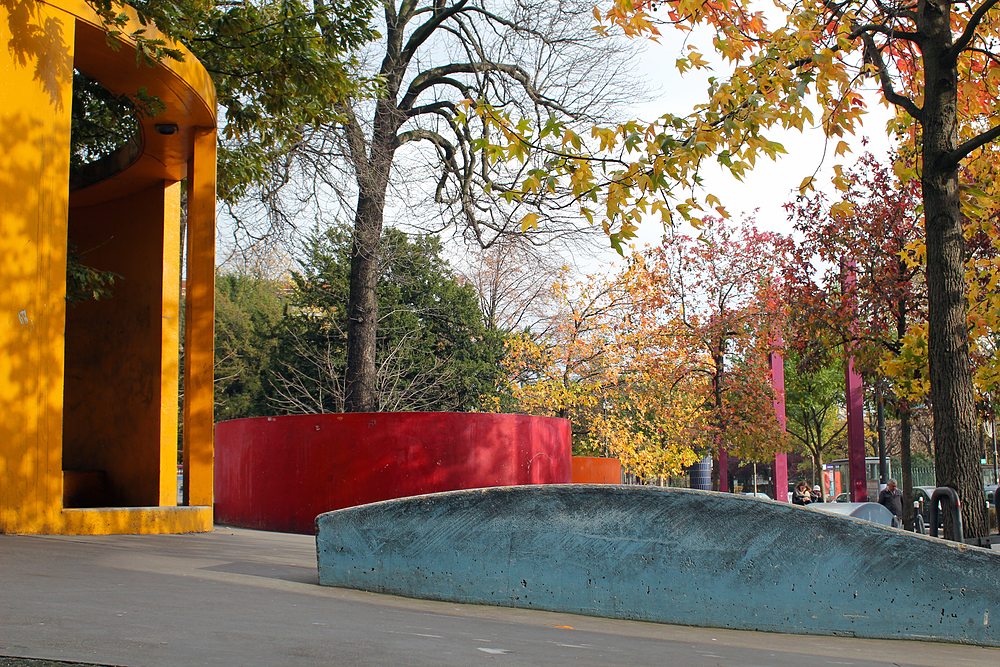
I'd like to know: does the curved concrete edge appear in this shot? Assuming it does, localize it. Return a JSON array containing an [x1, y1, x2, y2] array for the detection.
[[316, 485, 1000, 646], [43, 0, 217, 115]]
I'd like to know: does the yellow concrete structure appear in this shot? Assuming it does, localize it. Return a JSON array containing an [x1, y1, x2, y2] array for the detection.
[[1, 0, 216, 533]]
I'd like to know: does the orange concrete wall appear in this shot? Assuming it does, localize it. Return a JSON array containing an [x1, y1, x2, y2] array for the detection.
[[63, 182, 181, 507], [0, 0, 75, 533], [0, 0, 215, 534], [571, 457, 622, 484]]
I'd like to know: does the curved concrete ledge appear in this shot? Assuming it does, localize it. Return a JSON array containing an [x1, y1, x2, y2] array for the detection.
[[317, 485, 1000, 646]]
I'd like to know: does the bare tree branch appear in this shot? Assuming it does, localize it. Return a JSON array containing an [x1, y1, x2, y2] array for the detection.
[[949, 0, 1000, 61]]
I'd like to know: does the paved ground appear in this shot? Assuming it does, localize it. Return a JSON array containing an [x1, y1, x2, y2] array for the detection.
[[2, 527, 999, 667]]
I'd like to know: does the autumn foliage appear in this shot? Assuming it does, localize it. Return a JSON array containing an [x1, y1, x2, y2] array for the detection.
[[489, 218, 790, 479], [467, 0, 1000, 534], [782, 152, 925, 380]]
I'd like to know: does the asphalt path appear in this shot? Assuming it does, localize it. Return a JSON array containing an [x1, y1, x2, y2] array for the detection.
[[1, 528, 998, 667]]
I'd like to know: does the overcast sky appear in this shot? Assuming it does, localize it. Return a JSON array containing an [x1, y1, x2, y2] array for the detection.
[[620, 30, 898, 250]]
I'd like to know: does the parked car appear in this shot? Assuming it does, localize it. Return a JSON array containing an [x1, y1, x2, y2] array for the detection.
[[981, 483, 998, 523], [834, 485, 992, 533], [912, 484, 995, 534], [809, 501, 898, 527], [743, 492, 771, 500], [912, 486, 937, 533], [915, 484, 993, 519]]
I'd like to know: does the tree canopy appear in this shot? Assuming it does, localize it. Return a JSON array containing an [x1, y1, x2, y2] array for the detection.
[[491, 217, 790, 479], [469, 0, 1000, 537], [319, 0, 639, 412], [266, 226, 505, 414], [207, 0, 640, 412], [783, 351, 847, 486], [214, 272, 285, 421], [80, 0, 379, 202]]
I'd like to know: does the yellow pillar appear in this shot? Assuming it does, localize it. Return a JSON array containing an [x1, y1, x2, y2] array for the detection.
[[159, 180, 182, 506], [0, 0, 74, 533], [2, 0, 217, 534], [184, 128, 217, 507]]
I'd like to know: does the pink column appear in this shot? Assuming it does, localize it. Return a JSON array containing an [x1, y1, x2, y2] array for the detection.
[[770, 348, 788, 502], [841, 260, 868, 502], [845, 356, 867, 501]]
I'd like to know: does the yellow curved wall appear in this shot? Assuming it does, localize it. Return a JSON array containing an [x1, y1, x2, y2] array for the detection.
[[1, 0, 216, 534]]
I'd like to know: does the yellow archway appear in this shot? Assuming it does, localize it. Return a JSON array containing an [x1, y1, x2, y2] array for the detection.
[[1, 0, 216, 534]]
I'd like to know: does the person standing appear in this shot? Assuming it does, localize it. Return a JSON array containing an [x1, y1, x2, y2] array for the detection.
[[878, 478, 904, 523]]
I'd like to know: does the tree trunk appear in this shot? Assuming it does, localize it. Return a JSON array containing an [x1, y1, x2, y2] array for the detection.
[[895, 265, 915, 530], [344, 98, 401, 412], [344, 192, 385, 412], [900, 409, 914, 531], [813, 450, 822, 492], [876, 381, 887, 483], [809, 411, 820, 483], [920, 1, 988, 538]]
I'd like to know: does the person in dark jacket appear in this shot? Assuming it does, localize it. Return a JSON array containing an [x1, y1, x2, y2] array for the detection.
[[878, 478, 904, 522], [792, 481, 811, 505], [810, 484, 824, 503]]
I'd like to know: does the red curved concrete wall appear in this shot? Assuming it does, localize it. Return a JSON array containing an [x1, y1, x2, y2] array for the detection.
[[571, 457, 622, 484], [215, 413, 571, 534]]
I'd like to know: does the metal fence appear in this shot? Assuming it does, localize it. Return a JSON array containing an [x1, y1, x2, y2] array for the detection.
[[911, 466, 936, 487], [909, 466, 998, 487], [621, 464, 996, 493]]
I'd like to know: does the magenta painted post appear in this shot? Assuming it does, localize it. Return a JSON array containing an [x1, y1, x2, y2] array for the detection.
[[845, 356, 868, 501], [770, 348, 788, 502], [840, 259, 868, 502]]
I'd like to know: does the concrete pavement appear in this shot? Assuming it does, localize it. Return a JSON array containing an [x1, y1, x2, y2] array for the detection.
[[2, 527, 999, 666]]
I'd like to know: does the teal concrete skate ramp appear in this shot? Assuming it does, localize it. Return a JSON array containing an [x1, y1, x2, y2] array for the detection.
[[316, 485, 1000, 646]]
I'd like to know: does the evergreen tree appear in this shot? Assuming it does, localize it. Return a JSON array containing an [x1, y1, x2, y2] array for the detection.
[[784, 352, 848, 486], [214, 273, 285, 421], [270, 226, 505, 413]]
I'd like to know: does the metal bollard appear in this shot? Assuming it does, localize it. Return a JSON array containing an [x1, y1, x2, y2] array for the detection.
[[929, 486, 964, 543]]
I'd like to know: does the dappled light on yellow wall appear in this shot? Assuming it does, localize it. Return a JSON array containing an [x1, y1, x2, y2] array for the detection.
[[1, 0, 216, 534]]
